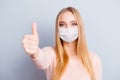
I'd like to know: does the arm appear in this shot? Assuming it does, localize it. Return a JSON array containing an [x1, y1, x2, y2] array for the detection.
[[22, 23, 55, 70], [31, 47, 56, 70]]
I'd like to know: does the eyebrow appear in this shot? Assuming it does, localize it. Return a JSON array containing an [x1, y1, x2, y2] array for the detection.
[[59, 21, 65, 23], [71, 20, 77, 23]]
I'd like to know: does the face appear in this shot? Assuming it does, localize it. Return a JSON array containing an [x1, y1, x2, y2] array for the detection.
[[58, 11, 79, 43], [58, 11, 77, 28]]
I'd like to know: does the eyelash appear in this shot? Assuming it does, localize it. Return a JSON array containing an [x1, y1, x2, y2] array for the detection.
[[59, 24, 65, 27], [59, 23, 77, 27], [72, 23, 77, 26]]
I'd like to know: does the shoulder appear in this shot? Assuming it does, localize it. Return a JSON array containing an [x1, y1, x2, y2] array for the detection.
[[89, 52, 102, 67], [89, 52, 102, 79]]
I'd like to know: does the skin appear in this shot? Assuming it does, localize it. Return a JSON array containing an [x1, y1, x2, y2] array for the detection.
[[22, 11, 79, 60], [22, 23, 39, 58], [59, 11, 78, 59]]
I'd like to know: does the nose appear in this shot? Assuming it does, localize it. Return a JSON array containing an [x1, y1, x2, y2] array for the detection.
[[67, 29, 71, 33], [66, 23, 72, 28]]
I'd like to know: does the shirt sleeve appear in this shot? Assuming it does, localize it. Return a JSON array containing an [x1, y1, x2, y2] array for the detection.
[[92, 53, 102, 80], [32, 47, 56, 70]]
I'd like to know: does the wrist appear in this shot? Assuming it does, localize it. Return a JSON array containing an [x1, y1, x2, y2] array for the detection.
[[30, 49, 40, 60]]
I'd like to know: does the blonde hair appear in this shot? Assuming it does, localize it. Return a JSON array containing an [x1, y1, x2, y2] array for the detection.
[[53, 7, 95, 80]]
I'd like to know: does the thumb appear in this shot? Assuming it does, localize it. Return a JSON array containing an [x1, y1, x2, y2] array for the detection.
[[32, 22, 38, 36]]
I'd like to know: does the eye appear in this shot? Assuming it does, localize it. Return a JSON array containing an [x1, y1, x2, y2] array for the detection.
[[72, 23, 77, 26], [59, 23, 65, 27]]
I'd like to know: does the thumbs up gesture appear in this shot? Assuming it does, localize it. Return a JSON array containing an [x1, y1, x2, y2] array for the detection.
[[22, 23, 39, 55]]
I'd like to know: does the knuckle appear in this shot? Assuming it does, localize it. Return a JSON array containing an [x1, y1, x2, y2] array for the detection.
[[22, 39, 26, 44], [31, 36, 35, 40], [32, 41, 37, 45], [30, 41, 37, 45], [25, 49, 29, 53], [32, 50, 37, 53], [30, 41, 34, 45]]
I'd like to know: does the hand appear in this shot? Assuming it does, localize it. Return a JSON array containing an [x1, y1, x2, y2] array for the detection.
[[22, 22, 39, 56]]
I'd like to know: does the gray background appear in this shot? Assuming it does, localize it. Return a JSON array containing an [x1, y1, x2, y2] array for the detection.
[[0, 0, 120, 80]]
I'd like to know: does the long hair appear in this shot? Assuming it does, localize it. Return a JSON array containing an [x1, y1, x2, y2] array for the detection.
[[53, 7, 95, 80]]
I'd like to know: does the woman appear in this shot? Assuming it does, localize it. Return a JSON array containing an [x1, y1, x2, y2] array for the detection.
[[22, 7, 102, 80]]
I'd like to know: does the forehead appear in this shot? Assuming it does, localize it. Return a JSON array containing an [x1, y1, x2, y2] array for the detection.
[[59, 11, 76, 22]]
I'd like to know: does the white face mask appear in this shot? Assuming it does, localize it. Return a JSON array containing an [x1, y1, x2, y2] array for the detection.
[[59, 27, 78, 43]]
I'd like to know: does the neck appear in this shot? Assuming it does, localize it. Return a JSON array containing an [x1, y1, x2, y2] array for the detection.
[[63, 40, 77, 58]]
